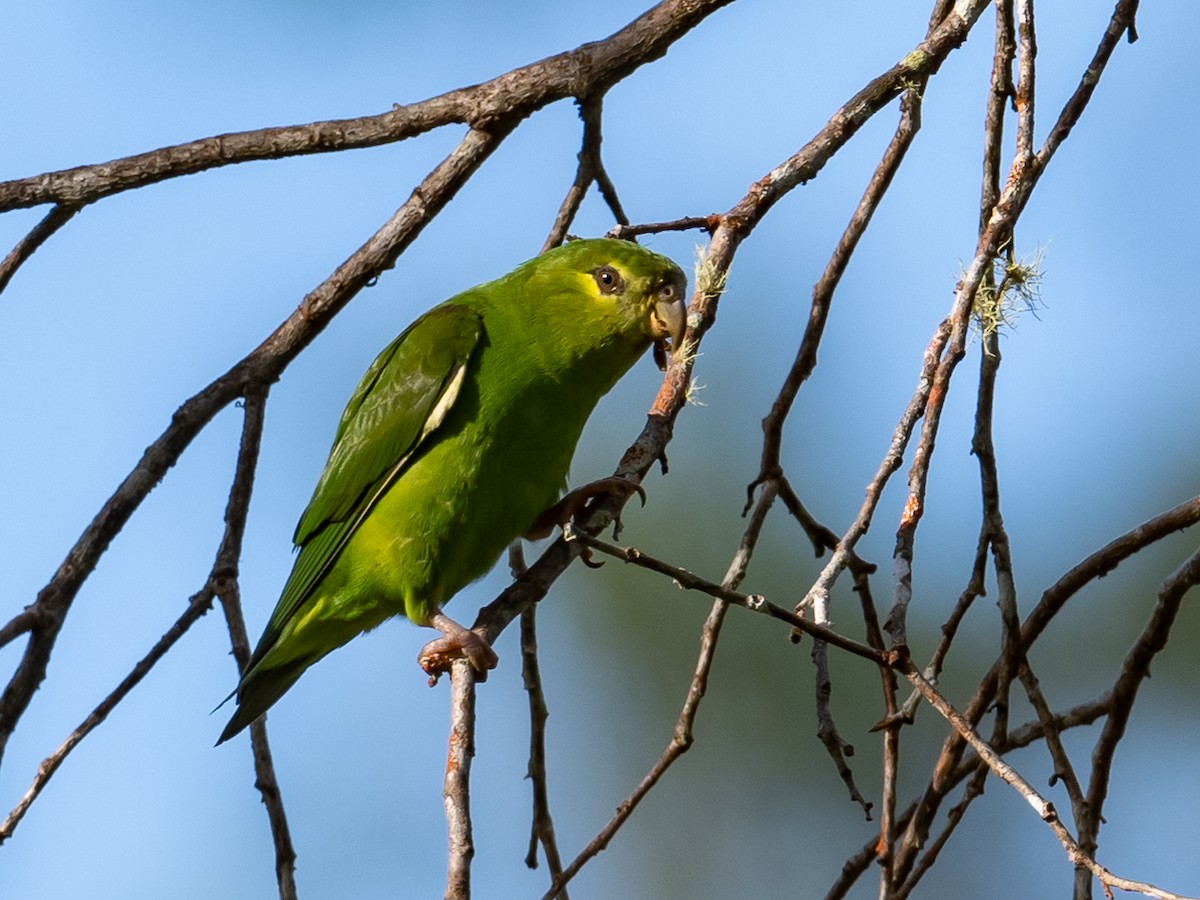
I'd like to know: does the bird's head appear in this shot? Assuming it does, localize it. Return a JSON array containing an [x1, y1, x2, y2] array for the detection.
[[537, 238, 688, 371]]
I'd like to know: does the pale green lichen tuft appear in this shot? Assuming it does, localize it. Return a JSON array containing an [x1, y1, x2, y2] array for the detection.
[[694, 243, 727, 297], [971, 241, 1046, 345], [674, 336, 701, 371]]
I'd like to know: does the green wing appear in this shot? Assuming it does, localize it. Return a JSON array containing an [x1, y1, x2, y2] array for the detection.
[[251, 303, 482, 668]]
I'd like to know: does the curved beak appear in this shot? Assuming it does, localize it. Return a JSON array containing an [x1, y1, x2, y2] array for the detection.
[[648, 278, 687, 371]]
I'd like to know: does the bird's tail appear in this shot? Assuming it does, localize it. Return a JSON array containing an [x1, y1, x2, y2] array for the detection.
[[215, 659, 307, 745]]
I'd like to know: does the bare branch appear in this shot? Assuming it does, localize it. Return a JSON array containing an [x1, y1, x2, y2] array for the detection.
[[214, 389, 298, 900], [520, 605, 568, 889], [805, 318, 950, 618], [0, 124, 507, 766], [444, 660, 478, 900], [903, 665, 1191, 900], [564, 526, 887, 667], [542, 96, 629, 252], [545, 474, 781, 899], [1080, 546, 1200, 895], [0, 585, 215, 844], [0, 205, 78, 296], [607, 216, 717, 240], [0, 0, 736, 213]]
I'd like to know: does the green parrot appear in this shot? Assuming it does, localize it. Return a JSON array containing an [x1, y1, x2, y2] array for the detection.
[[218, 238, 687, 743]]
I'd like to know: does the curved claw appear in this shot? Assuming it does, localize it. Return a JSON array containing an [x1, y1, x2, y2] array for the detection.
[[419, 613, 498, 685], [580, 546, 605, 569], [525, 476, 646, 540]]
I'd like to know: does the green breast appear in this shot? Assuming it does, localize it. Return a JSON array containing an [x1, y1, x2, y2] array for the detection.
[[335, 297, 645, 624]]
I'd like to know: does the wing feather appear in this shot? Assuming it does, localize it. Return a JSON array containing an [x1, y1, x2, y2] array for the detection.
[[248, 303, 482, 670]]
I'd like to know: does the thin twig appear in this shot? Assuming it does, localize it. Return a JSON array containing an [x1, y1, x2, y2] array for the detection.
[[1018, 660, 1087, 824], [0, 585, 216, 843], [1080, 546, 1200, 897], [214, 389, 298, 900], [1014, 0, 1037, 161], [894, 762, 988, 900], [520, 604, 568, 891], [895, 525, 988, 727], [0, 124, 508, 767], [606, 216, 718, 240], [507, 545, 567, 884], [542, 96, 628, 252], [564, 526, 887, 667], [0, 204, 79, 296], [976, 330, 1022, 741], [903, 665, 1192, 900], [803, 319, 950, 619], [544, 478, 782, 899], [831, 694, 1113, 899], [0, 608, 41, 650], [502, 544, 567, 884], [444, 660, 478, 900]]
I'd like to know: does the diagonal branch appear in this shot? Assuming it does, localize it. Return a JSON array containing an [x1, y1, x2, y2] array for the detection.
[[903, 665, 1190, 900], [0, 585, 217, 844], [0, 205, 79, 296], [1079, 546, 1200, 896], [0, 124, 509, 768], [0, 387, 275, 852], [470, 0, 997, 651], [543, 477, 782, 899], [0, 0, 735, 213]]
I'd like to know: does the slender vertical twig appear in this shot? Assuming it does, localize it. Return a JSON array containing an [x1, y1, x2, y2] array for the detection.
[[520, 603, 568, 892], [444, 660, 478, 900], [542, 478, 787, 898], [215, 388, 298, 900], [542, 95, 629, 253]]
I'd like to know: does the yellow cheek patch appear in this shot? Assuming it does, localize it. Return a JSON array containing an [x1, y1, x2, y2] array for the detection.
[[575, 270, 605, 300]]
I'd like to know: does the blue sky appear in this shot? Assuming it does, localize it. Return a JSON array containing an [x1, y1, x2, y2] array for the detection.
[[3, 2, 1199, 898]]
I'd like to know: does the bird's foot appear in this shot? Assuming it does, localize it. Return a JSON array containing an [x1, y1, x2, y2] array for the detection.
[[525, 476, 646, 547], [419, 613, 499, 686]]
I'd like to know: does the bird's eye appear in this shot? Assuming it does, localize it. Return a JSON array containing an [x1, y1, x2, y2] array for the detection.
[[593, 265, 625, 295]]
